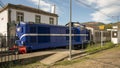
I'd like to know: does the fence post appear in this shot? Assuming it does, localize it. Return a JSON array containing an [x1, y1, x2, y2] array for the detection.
[[101, 31, 103, 47]]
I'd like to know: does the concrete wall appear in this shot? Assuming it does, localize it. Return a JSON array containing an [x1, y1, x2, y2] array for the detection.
[[10, 9, 57, 25], [0, 9, 8, 36], [0, 8, 58, 36]]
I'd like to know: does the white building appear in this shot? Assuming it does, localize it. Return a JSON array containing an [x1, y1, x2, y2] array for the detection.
[[0, 3, 58, 36], [110, 26, 120, 44]]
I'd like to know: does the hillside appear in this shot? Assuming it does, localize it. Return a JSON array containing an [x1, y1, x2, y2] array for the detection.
[[82, 22, 120, 30], [82, 22, 105, 30]]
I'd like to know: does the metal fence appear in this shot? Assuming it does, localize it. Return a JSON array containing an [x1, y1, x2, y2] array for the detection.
[[0, 36, 19, 68], [92, 31, 111, 43]]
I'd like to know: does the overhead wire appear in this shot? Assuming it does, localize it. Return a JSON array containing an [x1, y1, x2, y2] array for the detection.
[[75, 0, 115, 20], [0, 0, 5, 8]]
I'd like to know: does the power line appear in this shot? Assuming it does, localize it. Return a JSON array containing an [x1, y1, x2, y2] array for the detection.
[[75, 0, 115, 20], [0, 0, 5, 8], [0, 3, 4, 8], [112, 16, 120, 22]]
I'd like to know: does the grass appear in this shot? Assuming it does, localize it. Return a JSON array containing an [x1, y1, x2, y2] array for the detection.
[[55, 42, 115, 66], [85, 42, 115, 54], [55, 57, 88, 66]]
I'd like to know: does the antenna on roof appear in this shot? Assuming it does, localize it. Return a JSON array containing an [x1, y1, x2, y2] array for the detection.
[[38, 0, 40, 10]]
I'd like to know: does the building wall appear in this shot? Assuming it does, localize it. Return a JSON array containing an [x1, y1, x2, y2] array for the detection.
[[10, 8, 58, 25], [0, 9, 8, 36]]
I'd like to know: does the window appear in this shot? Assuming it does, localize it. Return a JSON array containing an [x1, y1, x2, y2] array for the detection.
[[49, 18, 54, 24], [35, 15, 41, 23], [16, 12, 24, 22]]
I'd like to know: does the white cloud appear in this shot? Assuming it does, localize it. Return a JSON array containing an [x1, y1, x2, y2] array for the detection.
[[78, 0, 120, 23], [29, 0, 62, 14], [91, 12, 111, 23], [29, 0, 51, 11]]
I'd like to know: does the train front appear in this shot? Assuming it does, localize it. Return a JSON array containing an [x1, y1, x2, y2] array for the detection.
[[11, 22, 27, 54], [76, 24, 91, 44]]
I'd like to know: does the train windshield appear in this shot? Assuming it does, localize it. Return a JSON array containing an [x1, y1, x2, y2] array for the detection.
[[15, 36, 19, 40]]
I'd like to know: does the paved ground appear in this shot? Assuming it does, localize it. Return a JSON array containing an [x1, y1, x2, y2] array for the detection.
[[12, 46, 120, 68], [40, 50, 84, 65], [0, 49, 83, 63], [0, 49, 69, 63], [51, 46, 120, 68]]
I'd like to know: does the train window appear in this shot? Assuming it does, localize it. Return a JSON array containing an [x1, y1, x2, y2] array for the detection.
[[15, 36, 19, 40], [30, 27, 36, 33]]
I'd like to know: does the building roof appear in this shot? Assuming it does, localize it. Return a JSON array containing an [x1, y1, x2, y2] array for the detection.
[[0, 3, 58, 17]]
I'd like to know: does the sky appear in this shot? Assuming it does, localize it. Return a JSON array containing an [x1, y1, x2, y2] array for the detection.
[[1, 0, 120, 25]]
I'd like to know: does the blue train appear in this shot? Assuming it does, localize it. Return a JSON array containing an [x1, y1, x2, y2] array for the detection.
[[13, 22, 90, 53]]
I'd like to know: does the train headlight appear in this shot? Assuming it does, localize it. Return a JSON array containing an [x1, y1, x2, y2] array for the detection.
[[17, 27, 21, 32], [21, 41, 24, 45]]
